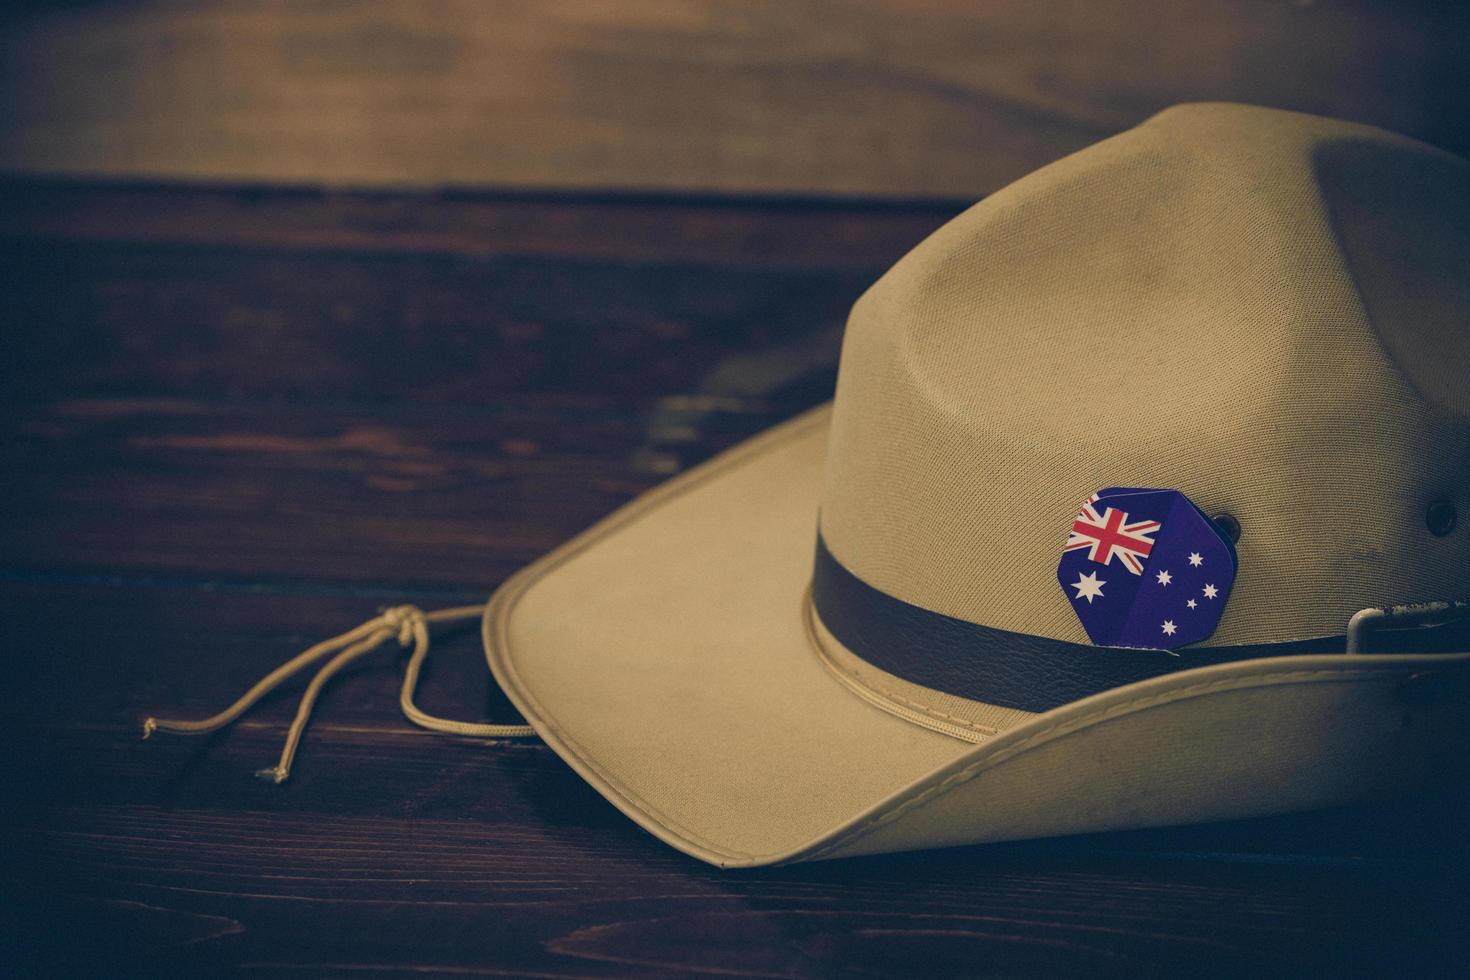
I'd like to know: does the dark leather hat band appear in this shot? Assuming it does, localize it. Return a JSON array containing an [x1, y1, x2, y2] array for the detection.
[[810, 532, 1348, 713]]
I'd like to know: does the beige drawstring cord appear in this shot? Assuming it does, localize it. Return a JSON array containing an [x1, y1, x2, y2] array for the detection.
[[143, 604, 536, 782]]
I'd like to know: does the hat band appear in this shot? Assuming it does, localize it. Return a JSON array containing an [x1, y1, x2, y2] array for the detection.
[[810, 533, 1344, 712]]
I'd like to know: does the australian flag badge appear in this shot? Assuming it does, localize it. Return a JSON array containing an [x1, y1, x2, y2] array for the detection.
[[1057, 487, 1237, 650]]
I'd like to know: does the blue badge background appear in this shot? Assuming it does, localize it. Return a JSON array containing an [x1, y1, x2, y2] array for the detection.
[[1057, 489, 1237, 649]]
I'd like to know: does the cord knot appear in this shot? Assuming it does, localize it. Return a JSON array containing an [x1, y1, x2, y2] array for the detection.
[[141, 602, 534, 783], [379, 605, 425, 647]]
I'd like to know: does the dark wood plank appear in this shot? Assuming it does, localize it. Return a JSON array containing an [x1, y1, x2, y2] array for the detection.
[[0, 182, 860, 589], [1, 2, 1467, 198], [0, 179, 863, 613], [0, 225, 863, 407], [4, 797, 1466, 979], [0, 397, 794, 588], [5, 721, 1468, 980], [0, 180, 958, 271]]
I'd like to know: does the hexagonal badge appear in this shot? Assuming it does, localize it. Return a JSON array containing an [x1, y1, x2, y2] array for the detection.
[[1057, 487, 1237, 650]]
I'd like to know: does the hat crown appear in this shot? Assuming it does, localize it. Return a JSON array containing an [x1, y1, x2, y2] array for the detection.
[[820, 103, 1470, 647]]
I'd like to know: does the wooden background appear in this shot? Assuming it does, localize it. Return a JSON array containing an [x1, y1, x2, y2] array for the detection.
[[4, 2, 1470, 976], [5, 179, 1470, 978], [2, 1, 1468, 199]]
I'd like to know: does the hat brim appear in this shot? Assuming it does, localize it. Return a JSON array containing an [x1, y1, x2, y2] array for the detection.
[[484, 405, 1468, 867]]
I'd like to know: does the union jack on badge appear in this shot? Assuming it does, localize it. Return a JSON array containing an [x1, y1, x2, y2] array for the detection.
[[1057, 487, 1237, 650], [1064, 501, 1161, 575]]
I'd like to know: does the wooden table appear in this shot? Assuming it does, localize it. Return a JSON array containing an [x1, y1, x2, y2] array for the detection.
[[2, 180, 1466, 977]]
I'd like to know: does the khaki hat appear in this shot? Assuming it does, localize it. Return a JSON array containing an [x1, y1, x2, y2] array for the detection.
[[144, 102, 1470, 868], [480, 103, 1470, 867]]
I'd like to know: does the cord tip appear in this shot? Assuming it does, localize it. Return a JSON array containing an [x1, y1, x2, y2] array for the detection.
[[141, 718, 157, 739], [253, 766, 290, 785]]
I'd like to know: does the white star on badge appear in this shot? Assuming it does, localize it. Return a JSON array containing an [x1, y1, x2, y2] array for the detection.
[[1188, 552, 1203, 567], [1203, 583, 1219, 599], [1186, 598, 1198, 609], [1155, 569, 1172, 585], [1162, 620, 1177, 636], [1071, 571, 1106, 604]]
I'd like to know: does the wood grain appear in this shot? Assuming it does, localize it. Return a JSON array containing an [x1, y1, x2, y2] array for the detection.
[[0, 181, 957, 271], [3, 181, 1468, 977], [0, 229, 866, 407], [5, 798, 1466, 978], [2, 1, 1467, 199], [1, 397, 706, 587]]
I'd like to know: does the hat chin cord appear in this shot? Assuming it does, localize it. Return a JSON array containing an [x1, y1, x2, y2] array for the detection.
[[142, 605, 537, 783], [144, 598, 1470, 784]]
